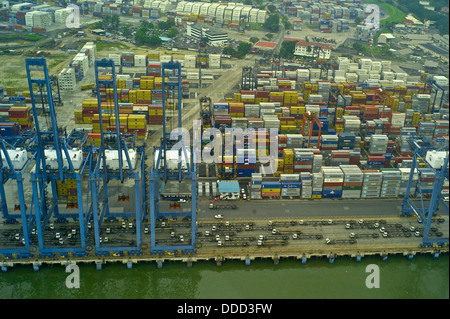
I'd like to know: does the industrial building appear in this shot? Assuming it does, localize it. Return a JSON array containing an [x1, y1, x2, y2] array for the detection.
[[186, 23, 228, 46]]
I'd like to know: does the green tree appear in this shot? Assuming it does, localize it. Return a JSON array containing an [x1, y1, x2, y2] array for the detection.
[[249, 36, 259, 44], [134, 28, 148, 45], [267, 4, 277, 13], [222, 46, 236, 56], [141, 21, 154, 32], [237, 42, 252, 58], [158, 19, 175, 31], [102, 14, 110, 29], [112, 14, 120, 31], [265, 33, 274, 40], [280, 40, 297, 58], [281, 15, 291, 29], [121, 24, 132, 37], [263, 14, 279, 33], [352, 42, 365, 52], [147, 35, 162, 46], [167, 27, 178, 38]]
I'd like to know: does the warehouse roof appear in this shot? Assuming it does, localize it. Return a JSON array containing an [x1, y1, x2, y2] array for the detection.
[[218, 181, 240, 194], [254, 41, 277, 49]]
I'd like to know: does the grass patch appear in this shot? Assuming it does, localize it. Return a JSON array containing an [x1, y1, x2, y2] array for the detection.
[[96, 41, 131, 52], [48, 57, 68, 69], [0, 33, 44, 42], [249, 23, 263, 31]]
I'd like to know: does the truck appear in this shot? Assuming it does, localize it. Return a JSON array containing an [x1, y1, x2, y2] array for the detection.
[[257, 239, 288, 246], [169, 201, 181, 209], [209, 200, 237, 210], [217, 241, 249, 247], [81, 83, 95, 90]]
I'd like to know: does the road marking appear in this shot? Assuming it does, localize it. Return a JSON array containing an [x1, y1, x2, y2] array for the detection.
[[343, 206, 350, 210]]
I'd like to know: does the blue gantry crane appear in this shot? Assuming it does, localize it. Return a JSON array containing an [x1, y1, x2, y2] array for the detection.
[[89, 59, 147, 256], [327, 87, 347, 127], [25, 58, 93, 257], [0, 130, 37, 257], [423, 76, 447, 112], [149, 60, 198, 254], [401, 135, 449, 248]]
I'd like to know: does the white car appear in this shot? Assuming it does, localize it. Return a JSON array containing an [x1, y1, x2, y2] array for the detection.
[[214, 214, 224, 219], [444, 197, 449, 202]]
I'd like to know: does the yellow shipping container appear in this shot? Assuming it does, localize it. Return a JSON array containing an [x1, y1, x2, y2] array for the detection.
[[82, 99, 97, 107], [128, 116, 147, 122], [117, 79, 126, 89], [140, 79, 154, 90], [83, 117, 93, 124], [261, 188, 281, 193], [110, 115, 129, 125], [277, 158, 284, 168], [303, 91, 310, 101], [147, 52, 160, 60], [270, 92, 284, 97], [280, 125, 297, 131]]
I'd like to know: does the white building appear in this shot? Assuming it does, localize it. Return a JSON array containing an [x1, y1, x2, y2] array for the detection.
[[378, 33, 395, 45], [186, 23, 228, 46], [294, 41, 332, 59]]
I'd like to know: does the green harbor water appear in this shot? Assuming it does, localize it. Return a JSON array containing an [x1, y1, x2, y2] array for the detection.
[[0, 254, 448, 299]]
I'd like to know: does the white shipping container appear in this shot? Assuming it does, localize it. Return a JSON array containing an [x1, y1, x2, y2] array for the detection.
[[134, 55, 147, 67]]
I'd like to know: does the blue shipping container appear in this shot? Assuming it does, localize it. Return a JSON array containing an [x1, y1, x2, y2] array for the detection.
[[262, 182, 281, 188], [281, 182, 301, 188]]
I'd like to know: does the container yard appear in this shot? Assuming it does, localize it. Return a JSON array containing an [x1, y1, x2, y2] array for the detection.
[[0, 1, 449, 274]]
